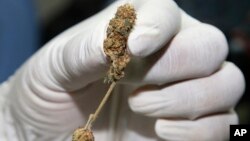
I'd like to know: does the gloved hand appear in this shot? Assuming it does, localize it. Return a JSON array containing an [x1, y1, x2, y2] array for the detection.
[[0, 0, 245, 141]]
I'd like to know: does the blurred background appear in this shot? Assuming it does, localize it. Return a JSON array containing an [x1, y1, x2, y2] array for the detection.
[[0, 0, 249, 124]]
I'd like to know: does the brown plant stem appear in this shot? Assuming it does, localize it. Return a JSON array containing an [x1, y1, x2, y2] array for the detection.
[[84, 82, 116, 129]]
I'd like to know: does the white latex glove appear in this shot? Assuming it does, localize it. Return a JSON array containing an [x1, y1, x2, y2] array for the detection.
[[0, 0, 245, 141]]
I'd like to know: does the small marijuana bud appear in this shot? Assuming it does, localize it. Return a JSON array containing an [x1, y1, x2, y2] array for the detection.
[[72, 128, 94, 141]]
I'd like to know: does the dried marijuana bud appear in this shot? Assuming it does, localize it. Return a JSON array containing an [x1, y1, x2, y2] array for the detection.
[[104, 4, 136, 83], [72, 3, 136, 141], [72, 128, 94, 141]]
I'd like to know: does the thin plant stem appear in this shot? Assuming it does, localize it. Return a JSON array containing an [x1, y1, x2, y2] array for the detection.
[[84, 82, 116, 129]]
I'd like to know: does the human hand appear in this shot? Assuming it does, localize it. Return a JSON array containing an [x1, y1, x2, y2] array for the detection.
[[124, 0, 245, 141], [0, 0, 245, 141]]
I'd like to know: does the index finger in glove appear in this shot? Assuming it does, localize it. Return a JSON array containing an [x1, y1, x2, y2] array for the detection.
[[123, 10, 228, 85]]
